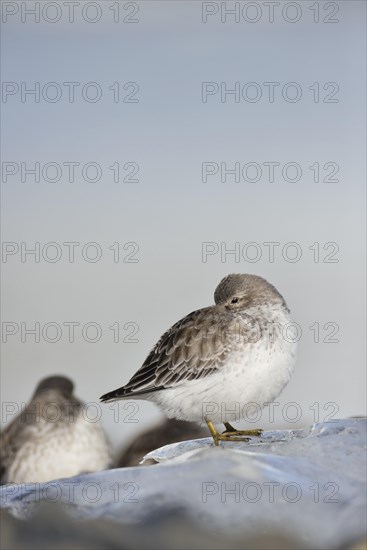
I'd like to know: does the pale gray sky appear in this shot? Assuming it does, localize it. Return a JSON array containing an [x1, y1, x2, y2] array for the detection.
[[1, 1, 366, 450]]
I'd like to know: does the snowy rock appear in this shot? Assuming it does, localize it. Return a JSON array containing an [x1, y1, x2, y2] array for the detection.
[[0, 418, 366, 550]]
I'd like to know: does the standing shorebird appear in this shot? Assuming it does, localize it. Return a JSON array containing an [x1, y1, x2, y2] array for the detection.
[[101, 274, 297, 445], [1, 376, 112, 483]]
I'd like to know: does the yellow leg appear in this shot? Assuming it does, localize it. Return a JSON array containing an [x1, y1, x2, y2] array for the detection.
[[206, 420, 220, 446]]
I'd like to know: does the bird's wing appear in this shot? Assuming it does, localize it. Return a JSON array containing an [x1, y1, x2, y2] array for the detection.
[[101, 306, 250, 400]]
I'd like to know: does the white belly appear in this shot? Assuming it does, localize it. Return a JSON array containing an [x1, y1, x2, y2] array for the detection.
[[152, 326, 297, 426]]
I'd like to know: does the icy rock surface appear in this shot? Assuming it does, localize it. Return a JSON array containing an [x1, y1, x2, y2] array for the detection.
[[1, 418, 366, 549]]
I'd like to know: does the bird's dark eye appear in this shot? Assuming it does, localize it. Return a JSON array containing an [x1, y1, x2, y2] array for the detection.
[[231, 298, 239, 304]]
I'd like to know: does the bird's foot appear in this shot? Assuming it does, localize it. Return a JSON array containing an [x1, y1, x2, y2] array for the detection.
[[217, 433, 251, 444], [222, 422, 263, 438], [221, 428, 263, 437], [206, 420, 256, 446]]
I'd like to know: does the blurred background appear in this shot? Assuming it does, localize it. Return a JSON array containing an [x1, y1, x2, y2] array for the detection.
[[1, 0, 366, 452]]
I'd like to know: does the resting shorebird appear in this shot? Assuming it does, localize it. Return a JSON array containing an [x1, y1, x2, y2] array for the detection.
[[1, 376, 112, 483], [101, 274, 297, 445]]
